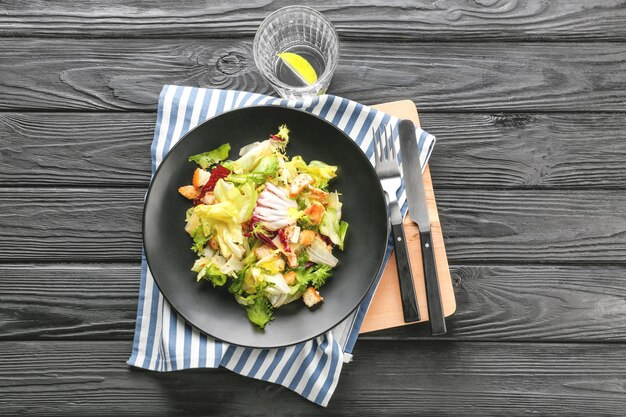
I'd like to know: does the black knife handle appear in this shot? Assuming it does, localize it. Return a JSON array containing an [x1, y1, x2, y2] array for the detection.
[[420, 230, 447, 335], [391, 222, 420, 323]]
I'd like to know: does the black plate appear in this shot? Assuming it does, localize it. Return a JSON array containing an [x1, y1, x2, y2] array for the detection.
[[143, 105, 388, 348]]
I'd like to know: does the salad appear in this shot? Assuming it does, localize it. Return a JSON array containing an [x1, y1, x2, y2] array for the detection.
[[178, 125, 348, 329]]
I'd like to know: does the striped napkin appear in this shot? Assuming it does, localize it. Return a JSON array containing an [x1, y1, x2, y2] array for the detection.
[[128, 85, 436, 406]]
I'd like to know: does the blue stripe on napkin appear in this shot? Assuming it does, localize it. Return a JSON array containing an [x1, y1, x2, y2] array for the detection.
[[128, 86, 436, 406]]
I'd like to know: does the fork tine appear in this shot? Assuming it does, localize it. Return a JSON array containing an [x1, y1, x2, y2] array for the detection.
[[389, 125, 397, 160], [383, 125, 391, 160], [371, 127, 379, 162], [377, 125, 385, 160]]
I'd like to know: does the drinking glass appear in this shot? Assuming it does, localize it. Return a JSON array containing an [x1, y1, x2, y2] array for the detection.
[[253, 6, 340, 100]]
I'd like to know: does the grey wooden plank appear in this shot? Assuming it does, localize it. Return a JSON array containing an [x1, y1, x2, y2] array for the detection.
[[366, 264, 626, 341], [424, 112, 626, 189], [0, 188, 624, 263], [0, 113, 155, 186], [1, 39, 625, 111], [437, 189, 626, 263], [2, 112, 626, 189], [0, 264, 140, 340], [0, 188, 144, 262], [2, 263, 626, 342], [1, 340, 625, 416], [2, 0, 626, 41]]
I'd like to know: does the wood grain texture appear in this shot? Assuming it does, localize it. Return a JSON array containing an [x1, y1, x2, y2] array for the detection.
[[1, 188, 624, 263], [2, 0, 626, 41], [369, 265, 626, 341], [0, 264, 139, 340], [424, 112, 626, 189], [0, 188, 144, 262], [2, 112, 626, 188], [437, 189, 626, 263], [1, 340, 625, 416], [2, 264, 626, 342], [2, 39, 625, 111], [0, 113, 155, 186]]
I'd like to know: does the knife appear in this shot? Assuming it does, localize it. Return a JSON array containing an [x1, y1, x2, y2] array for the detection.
[[398, 119, 447, 335]]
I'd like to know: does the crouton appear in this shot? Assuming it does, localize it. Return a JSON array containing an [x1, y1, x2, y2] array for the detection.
[[283, 225, 301, 243], [178, 185, 200, 200], [308, 186, 329, 204], [285, 252, 298, 268], [289, 174, 313, 198], [299, 230, 316, 246], [304, 202, 325, 225], [254, 245, 273, 260], [303, 287, 323, 307], [192, 168, 212, 188], [208, 237, 219, 251], [283, 271, 297, 286], [199, 191, 216, 205]]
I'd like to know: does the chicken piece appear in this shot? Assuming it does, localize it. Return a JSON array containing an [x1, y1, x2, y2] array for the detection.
[[254, 244, 274, 260], [285, 252, 298, 268], [192, 168, 212, 188], [299, 230, 317, 246], [199, 191, 216, 205], [274, 257, 286, 272], [289, 174, 313, 198], [283, 271, 297, 286], [304, 202, 325, 225], [303, 287, 323, 307], [283, 225, 301, 244], [208, 236, 219, 251], [178, 185, 200, 200], [308, 186, 329, 205]]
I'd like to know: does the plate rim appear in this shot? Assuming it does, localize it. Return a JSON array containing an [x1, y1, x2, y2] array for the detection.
[[142, 104, 389, 348]]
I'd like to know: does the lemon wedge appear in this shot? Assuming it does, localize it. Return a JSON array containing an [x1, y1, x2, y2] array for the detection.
[[277, 52, 318, 85]]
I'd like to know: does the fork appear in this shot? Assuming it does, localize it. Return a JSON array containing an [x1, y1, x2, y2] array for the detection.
[[372, 125, 421, 323]]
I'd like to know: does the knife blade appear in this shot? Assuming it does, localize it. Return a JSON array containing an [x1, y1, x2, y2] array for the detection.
[[398, 119, 447, 335]]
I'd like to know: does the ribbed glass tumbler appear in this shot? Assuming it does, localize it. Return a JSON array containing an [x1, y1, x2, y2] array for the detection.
[[253, 6, 340, 100]]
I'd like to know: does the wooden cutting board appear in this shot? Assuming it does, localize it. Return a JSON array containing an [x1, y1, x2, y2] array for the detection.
[[360, 100, 456, 333]]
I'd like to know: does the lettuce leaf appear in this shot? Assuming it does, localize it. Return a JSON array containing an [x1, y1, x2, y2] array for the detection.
[[236, 182, 258, 222], [188, 144, 230, 169], [194, 201, 239, 229], [212, 179, 258, 223], [184, 210, 201, 235], [295, 264, 333, 290], [204, 269, 228, 287], [233, 140, 274, 172], [214, 222, 245, 259], [191, 226, 210, 254], [286, 156, 337, 188], [253, 155, 280, 176], [245, 296, 274, 329], [229, 155, 280, 185], [194, 199, 246, 259], [307, 160, 337, 188], [275, 124, 290, 142], [191, 257, 228, 287], [306, 238, 339, 267], [320, 209, 340, 246], [320, 209, 349, 250], [194, 178, 258, 260], [338, 221, 349, 249]]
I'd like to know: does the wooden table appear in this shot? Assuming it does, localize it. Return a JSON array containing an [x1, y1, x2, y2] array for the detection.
[[1, 1, 626, 415]]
